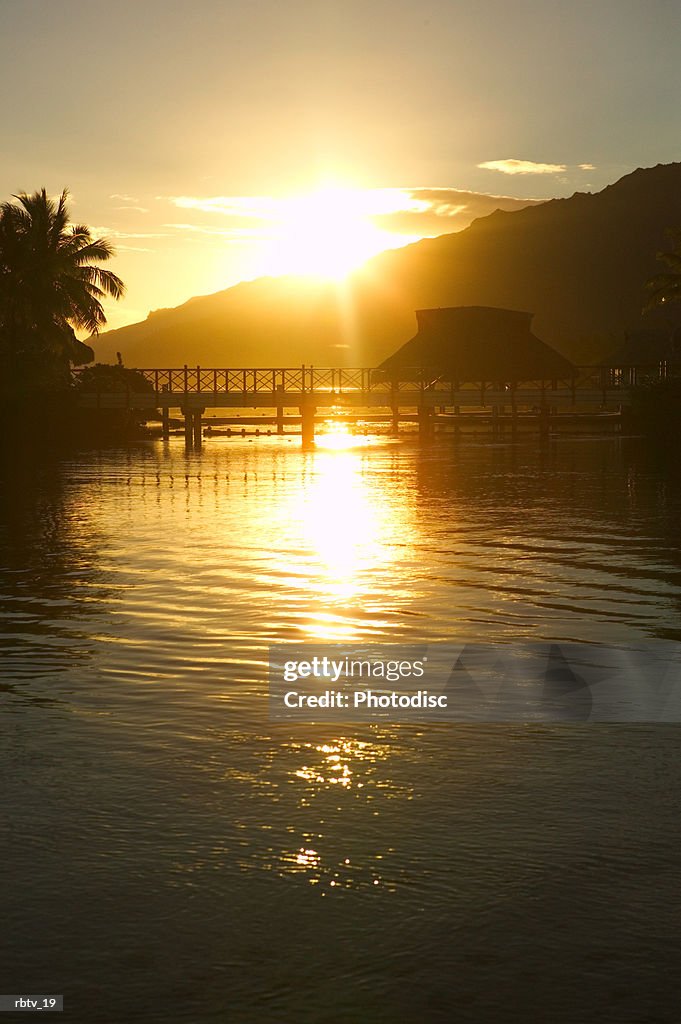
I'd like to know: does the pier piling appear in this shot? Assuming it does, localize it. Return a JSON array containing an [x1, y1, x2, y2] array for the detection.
[[418, 405, 434, 439], [300, 403, 316, 446], [276, 385, 285, 435], [193, 409, 203, 446]]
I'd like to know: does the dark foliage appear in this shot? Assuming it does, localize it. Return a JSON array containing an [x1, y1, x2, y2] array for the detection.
[[73, 363, 154, 394], [0, 189, 124, 393], [626, 377, 681, 440]]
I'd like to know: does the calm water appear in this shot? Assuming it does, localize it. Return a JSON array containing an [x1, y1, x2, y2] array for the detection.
[[2, 434, 681, 1023]]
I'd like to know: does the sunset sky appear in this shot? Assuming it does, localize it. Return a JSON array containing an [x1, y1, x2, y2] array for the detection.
[[1, 0, 680, 331]]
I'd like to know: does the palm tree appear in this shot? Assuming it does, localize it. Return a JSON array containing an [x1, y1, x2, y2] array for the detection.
[[644, 230, 681, 311], [0, 188, 125, 390]]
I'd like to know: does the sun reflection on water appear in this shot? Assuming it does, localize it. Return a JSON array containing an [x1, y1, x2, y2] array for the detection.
[[314, 422, 373, 451], [274, 735, 407, 892], [295, 740, 366, 789], [287, 444, 401, 638]]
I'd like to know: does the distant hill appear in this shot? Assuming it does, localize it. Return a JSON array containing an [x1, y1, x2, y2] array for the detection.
[[94, 163, 681, 368]]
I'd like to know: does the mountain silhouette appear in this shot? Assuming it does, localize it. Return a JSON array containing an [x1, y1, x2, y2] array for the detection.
[[94, 163, 681, 369]]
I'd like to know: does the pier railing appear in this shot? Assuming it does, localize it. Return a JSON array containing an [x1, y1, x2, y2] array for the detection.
[[73, 364, 623, 398]]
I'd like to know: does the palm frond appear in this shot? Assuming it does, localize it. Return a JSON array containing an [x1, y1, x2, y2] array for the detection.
[[78, 265, 126, 299], [0, 186, 126, 358], [71, 237, 117, 264]]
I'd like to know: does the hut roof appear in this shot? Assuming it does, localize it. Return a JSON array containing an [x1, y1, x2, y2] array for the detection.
[[70, 337, 95, 365], [601, 328, 681, 368], [378, 306, 575, 382]]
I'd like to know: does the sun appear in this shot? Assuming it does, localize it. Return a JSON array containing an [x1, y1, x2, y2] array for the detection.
[[260, 184, 416, 280]]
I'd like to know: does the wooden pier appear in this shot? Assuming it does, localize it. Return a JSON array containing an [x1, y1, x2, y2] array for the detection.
[[75, 365, 630, 445]]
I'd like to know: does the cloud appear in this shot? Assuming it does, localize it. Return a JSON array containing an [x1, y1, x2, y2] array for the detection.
[[579, 163, 596, 170], [164, 188, 440, 222], [108, 194, 149, 213], [370, 188, 541, 236], [478, 159, 566, 175], [89, 225, 170, 240], [402, 189, 468, 217], [148, 187, 543, 256], [164, 222, 272, 240], [156, 188, 543, 259], [162, 187, 539, 234], [164, 195, 280, 219]]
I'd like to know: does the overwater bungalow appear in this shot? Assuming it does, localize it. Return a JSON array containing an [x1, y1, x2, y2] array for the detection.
[[377, 306, 575, 386], [602, 327, 681, 385]]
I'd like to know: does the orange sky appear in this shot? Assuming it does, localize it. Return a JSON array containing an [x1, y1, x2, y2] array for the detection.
[[1, 0, 679, 331]]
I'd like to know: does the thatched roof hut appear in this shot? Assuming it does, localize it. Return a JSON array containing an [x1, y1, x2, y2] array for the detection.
[[378, 306, 575, 383]]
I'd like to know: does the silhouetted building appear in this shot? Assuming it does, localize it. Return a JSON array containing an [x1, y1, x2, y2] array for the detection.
[[377, 306, 575, 384], [602, 328, 681, 384]]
